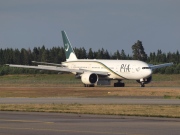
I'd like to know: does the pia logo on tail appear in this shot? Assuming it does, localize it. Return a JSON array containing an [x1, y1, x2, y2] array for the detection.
[[65, 43, 69, 51]]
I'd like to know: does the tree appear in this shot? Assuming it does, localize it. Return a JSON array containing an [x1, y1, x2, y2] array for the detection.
[[41, 49, 49, 62], [0, 44, 179, 74], [120, 49, 126, 59], [156, 50, 167, 63], [104, 50, 110, 59], [165, 66, 174, 74], [176, 50, 180, 64], [81, 47, 87, 59], [148, 52, 156, 63], [13, 49, 21, 64], [132, 40, 147, 61], [32, 47, 39, 61], [96, 49, 103, 59], [20, 48, 30, 65], [114, 50, 121, 59], [174, 64, 180, 74], [0, 49, 4, 65], [88, 48, 94, 59]]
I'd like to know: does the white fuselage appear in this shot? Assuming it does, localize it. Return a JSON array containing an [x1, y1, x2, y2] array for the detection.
[[62, 59, 152, 80]]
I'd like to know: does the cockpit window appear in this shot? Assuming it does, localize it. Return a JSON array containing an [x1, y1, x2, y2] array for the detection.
[[142, 67, 151, 69]]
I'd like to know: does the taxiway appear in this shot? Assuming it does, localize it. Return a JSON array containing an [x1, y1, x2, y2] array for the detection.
[[0, 111, 179, 135], [0, 97, 180, 105]]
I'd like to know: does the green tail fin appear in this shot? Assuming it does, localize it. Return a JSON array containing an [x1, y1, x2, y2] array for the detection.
[[61, 31, 77, 61]]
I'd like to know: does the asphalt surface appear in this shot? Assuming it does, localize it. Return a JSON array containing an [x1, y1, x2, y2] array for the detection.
[[0, 111, 179, 135], [0, 97, 180, 105]]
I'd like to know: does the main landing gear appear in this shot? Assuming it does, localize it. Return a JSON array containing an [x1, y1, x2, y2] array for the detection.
[[84, 84, 95, 87], [114, 80, 125, 87]]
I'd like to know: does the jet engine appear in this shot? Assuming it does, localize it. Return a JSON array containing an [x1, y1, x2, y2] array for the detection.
[[81, 72, 98, 86], [136, 76, 152, 87]]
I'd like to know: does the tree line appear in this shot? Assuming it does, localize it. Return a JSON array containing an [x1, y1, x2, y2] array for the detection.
[[0, 40, 180, 75]]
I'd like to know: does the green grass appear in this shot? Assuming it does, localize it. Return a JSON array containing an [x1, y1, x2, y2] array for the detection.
[[164, 95, 172, 99], [0, 104, 179, 118], [1, 74, 180, 81], [152, 74, 180, 81], [0, 74, 82, 87], [0, 74, 180, 87], [0, 74, 179, 118]]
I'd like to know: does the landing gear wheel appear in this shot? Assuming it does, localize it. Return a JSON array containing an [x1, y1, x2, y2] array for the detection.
[[140, 83, 145, 87], [84, 84, 94, 87], [89, 84, 94, 87], [114, 80, 125, 87]]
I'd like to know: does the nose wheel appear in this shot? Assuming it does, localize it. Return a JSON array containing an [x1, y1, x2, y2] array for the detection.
[[136, 77, 152, 87], [140, 82, 145, 87]]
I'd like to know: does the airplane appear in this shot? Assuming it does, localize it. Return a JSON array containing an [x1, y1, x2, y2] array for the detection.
[[7, 31, 173, 87]]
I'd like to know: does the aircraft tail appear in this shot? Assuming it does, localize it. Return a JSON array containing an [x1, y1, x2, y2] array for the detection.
[[61, 31, 78, 61]]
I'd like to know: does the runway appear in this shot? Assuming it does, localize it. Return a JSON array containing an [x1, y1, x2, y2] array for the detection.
[[0, 111, 179, 135], [0, 97, 180, 105]]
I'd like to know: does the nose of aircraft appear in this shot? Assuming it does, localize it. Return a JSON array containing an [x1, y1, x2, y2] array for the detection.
[[145, 68, 152, 77], [140, 66, 153, 78]]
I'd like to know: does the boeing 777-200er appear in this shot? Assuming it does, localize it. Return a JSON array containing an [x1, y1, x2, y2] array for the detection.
[[7, 31, 173, 87]]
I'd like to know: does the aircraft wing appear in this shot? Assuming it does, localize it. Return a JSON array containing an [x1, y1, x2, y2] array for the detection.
[[7, 64, 109, 76], [32, 61, 66, 67], [150, 63, 173, 70]]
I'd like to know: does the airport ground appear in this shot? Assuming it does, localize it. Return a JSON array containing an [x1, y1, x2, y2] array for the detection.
[[0, 111, 180, 135], [0, 74, 180, 135], [0, 74, 179, 118], [0, 74, 180, 98]]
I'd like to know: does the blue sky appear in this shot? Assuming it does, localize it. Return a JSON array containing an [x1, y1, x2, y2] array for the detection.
[[0, 0, 180, 55]]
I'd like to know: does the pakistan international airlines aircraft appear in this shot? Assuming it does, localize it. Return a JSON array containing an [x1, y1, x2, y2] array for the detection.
[[7, 31, 173, 87]]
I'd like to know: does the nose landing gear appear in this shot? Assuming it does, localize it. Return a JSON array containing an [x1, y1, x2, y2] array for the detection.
[[140, 82, 145, 87], [136, 76, 152, 87]]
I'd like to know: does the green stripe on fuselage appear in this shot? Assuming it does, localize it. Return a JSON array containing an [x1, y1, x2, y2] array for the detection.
[[63, 60, 127, 79]]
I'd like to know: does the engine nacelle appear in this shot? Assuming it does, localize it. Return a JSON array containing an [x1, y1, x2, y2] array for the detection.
[[136, 76, 152, 84], [81, 72, 98, 85]]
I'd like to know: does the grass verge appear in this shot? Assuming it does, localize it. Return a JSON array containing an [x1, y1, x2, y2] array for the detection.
[[0, 87, 180, 98], [0, 104, 179, 118]]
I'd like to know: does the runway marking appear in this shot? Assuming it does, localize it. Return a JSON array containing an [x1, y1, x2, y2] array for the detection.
[[0, 126, 144, 135], [0, 119, 54, 124]]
